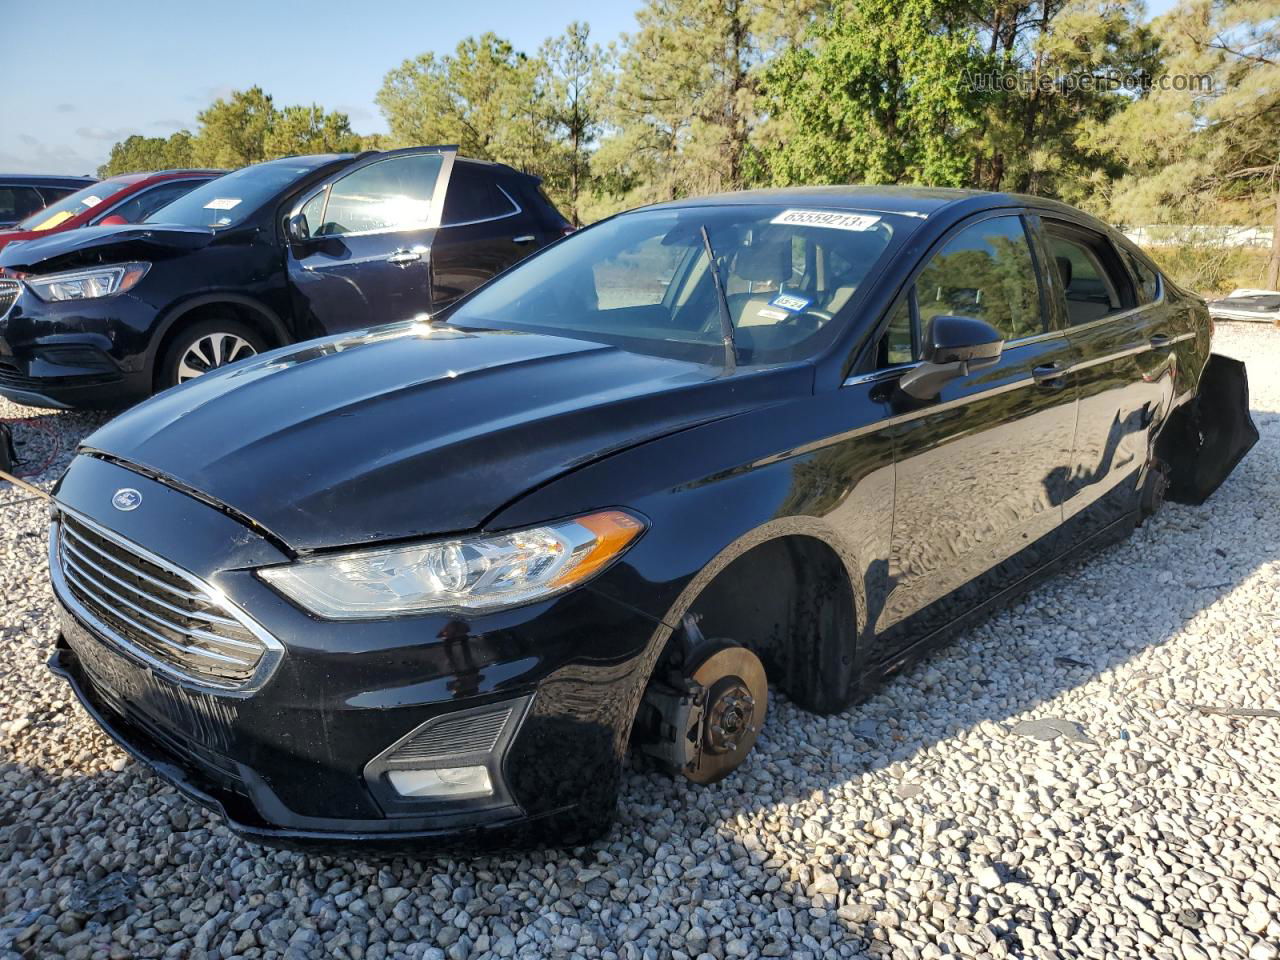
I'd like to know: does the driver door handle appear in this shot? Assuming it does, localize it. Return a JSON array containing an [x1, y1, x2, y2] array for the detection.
[[1032, 362, 1069, 386], [387, 249, 421, 265], [512, 235, 535, 245], [1149, 333, 1172, 349]]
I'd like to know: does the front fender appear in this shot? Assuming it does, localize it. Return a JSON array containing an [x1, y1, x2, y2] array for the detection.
[[489, 387, 897, 663]]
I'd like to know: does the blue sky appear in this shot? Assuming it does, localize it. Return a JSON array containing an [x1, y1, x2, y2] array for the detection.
[[2, 0, 1183, 176], [0, 0, 641, 175]]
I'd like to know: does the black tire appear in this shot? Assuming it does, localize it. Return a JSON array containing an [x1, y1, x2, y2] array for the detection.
[[156, 318, 267, 393]]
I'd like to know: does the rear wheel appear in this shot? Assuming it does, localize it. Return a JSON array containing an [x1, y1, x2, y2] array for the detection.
[[157, 318, 266, 392]]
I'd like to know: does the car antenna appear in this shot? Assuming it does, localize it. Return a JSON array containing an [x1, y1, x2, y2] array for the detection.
[[699, 225, 737, 375]]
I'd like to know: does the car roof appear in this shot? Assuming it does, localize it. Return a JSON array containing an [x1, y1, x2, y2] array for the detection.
[[643, 185, 1089, 221], [0, 174, 97, 187], [104, 169, 225, 185]]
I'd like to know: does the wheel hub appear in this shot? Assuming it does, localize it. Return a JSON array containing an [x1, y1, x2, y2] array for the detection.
[[704, 682, 755, 754]]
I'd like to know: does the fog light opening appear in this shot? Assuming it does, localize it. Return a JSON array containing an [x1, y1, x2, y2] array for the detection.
[[387, 765, 494, 800]]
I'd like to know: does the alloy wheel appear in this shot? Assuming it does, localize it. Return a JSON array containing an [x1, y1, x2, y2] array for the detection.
[[176, 333, 258, 383]]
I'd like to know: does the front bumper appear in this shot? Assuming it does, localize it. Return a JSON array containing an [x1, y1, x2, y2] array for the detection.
[[0, 284, 153, 408], [47, 455, 664, 850]]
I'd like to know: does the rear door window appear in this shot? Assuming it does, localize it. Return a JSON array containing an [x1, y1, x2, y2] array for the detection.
[[1043, 225, 1136, 325], [442, 166, 519, 225]]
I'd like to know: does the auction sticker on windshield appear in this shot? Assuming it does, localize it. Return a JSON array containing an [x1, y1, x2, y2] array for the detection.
[[203, 198, 242, 210], [771, 209, 881, 231]]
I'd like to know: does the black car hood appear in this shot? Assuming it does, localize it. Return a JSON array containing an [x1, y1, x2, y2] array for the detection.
[[82, 323, 808, 551], [0, 223, 215, 272]]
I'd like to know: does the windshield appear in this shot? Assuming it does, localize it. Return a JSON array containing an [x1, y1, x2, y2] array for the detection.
[[16, 179, 132, 231], [447, 205, 901, 365], [145, 160, 323, 228]]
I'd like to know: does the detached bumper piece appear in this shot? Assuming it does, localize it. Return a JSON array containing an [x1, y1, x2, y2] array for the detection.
[[1166, 353, 1260, 505]]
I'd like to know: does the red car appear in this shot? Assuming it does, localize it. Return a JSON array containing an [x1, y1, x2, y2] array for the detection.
[[0, 169, 223, 253]]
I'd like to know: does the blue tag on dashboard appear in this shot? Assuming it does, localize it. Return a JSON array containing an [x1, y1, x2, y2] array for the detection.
[[771, 294, 811, 313]]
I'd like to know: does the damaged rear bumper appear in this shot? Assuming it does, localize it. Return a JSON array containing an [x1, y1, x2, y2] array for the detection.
[[1165, 353, 1259, 505]]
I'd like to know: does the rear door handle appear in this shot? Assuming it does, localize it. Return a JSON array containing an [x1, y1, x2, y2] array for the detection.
[[387, 250, 421, 265], [1032, 362, 1069, 385], [512, 235, 535, 245], [1149, 333, 1172, 349]]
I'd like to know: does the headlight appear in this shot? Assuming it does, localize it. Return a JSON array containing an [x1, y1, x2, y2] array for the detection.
[[25, 262, 149, 302], [259, 510, 645, 619]]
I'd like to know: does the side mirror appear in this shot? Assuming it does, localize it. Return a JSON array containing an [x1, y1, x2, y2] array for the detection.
[[899, 315, 1004, 400], [286, 212, 311, 243]]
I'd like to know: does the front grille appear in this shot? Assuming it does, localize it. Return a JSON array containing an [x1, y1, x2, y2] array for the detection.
[[0, 279, 18, 318], [0, 359, 119, 391], [392, 708, 514, 763], [56, 512, 275, 687], [0, 360, 37, 389]]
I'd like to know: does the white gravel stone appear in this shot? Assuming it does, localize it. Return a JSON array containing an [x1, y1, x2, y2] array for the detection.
[[1, 322, 1278, 960]]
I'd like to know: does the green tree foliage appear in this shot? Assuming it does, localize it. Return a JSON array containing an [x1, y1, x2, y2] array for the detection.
[[595, 0, 822, 212], [538, 23, 610, 224], [100, 88, 366, 176], [1098, 0, 1280, 285], [89, 0, 1280, 252], [263, 105, 363, 158], [98, 131, 194, 178], [759, 0, 987, 188], [192, 86, 276, 168], [376, 33, 550, 161], [968, 0, 1158, 201]]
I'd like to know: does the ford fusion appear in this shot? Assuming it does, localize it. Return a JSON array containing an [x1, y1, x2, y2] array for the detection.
[[46, 187, 1256, 848]]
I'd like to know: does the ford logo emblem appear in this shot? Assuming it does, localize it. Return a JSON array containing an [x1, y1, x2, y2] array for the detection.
[[111, 488, 142, 512]]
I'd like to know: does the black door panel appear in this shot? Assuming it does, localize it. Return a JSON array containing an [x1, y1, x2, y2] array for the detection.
[[431, 166, 545, 307], [865, 212, 1080, 658], [430, 221, 526, 306], [876, 334, 1079, 648], [1039, 220, 1170, 534]]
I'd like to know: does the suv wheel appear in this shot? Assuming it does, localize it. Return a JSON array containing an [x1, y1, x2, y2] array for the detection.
[[158, 318, 266, 391]]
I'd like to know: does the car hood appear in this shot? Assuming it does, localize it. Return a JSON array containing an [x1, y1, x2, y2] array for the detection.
[[81, 322, 809, 551], [0, 223, 215, 272]]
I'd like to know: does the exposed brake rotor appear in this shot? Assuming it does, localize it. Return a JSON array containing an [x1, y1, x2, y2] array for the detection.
[[684, 644, 768, 783]]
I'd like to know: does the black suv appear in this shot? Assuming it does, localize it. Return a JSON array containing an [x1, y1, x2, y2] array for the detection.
[[0, 175, 97, 227], [0, 148, 570, 409]]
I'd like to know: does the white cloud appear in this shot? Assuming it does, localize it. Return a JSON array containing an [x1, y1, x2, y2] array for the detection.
[[75, 126, 137, 142], [0, 138, 100, 176]]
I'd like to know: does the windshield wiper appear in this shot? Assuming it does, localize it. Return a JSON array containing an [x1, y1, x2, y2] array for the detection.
[[699, 225, 737, 374]]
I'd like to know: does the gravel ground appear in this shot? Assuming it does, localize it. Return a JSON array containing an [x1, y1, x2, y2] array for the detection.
[[1, 323, 1278, 960]]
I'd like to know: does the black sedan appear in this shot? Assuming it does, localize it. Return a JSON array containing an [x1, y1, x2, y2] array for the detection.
[[45, 187, 1256, 849], [0, 147, 570, 409]]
